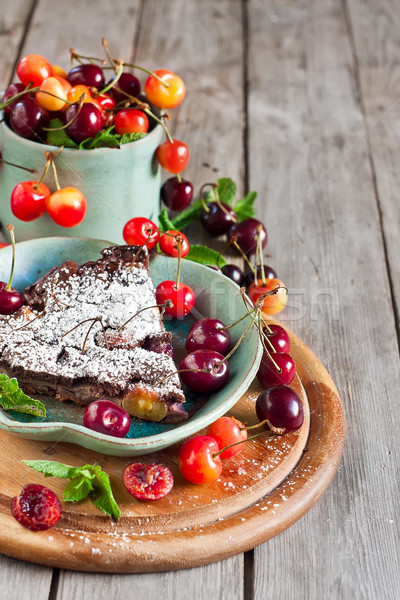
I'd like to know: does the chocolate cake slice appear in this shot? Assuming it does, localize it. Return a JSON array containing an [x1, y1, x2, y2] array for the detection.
[[0, 246, 187, 424]]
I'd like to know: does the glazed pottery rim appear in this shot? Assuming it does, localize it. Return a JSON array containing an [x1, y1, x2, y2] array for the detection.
[[0, 237, 263, 451], [0, 109, 163, 153]]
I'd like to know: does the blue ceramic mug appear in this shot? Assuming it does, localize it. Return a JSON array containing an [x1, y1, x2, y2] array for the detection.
[[0, 115, 163, 243]]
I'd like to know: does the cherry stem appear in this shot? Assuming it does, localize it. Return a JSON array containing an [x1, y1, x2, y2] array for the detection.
[[239, 419, 284, 436], [217, 239, 233, 270], [259, 313, 273, 335], [257, 313, 276, 354], [218, 310, 258, 366], [257, 313, 282, 373], [33, 154, 51, 191], [0, 86, 40, 111], [212, 430, 273, 459], [0, 158, 35, 174], [61, 316, 109, 353], [118, 300, 173, 332], [176, 173, 182, 183], [232, 238, 254, 273], [98, 60, 124, 95], [220, 306, 257, 331], [70, 48, 106, 66], [13, 311, 43, 331], [257, 225, 266, 285], [49, 155, 61, 191], [155, 366, 212, 388], [43, 96, 84, 131], [115, 61, 170, 87], [175, 236, 182, 290], [5, 224, 16, 292], [253, 231, 259, 286], [199, 182, 217, 212], [101, 37, 118, 73]]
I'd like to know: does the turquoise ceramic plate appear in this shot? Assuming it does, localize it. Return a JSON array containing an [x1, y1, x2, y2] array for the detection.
[[0, 237, 262, 456]]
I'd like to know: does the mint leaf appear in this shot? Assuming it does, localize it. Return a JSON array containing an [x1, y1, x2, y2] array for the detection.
[[185, 244, 226, 267], [63, 477, 94, 502], [234, 191, 257, 221], [171, 198, 203, 230], [46, 119, 78, 148], [158, 208, 175, 232], [92, 466, 121, 520], [22, 459, 73, 479], [23, 460, 121, 520], [216, 178, 237, 205], [79, 126, 120, 149], [0, 374, 46, 418], [119, 132, 147, 145]]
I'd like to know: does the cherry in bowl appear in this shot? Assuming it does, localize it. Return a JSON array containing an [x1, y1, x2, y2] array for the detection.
[[179, 349, 229, 393], [83, 399, 131, 438], [186, 318, 231, 355]]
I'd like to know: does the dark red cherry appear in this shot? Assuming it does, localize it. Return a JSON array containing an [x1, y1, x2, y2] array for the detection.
[[221, 264, 244, 286], [67, 64, 105, 89], [257, 352, 296, 388], [3, 83, 26, 117], [200, 202, 237, 236], [244, 264, 277, 288], [256, 386, 304, 432], [179, 349, 229, 392], [83, 399, 131, 438], [186, 318, 231, 355], [0, 282, 23, 315], [146, 338, 174, 358], [11, 483, 62, 531], [110, 72, 141, 104], [263, 324, 290, 354], [161, 177, 193, 211], [228, 218, 267, 255], [9, 98, 48, 141], [65, 102, 102, 143]]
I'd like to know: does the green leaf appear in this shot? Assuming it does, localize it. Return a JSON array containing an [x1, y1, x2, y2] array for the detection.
[[45, 119, 78, 149], [171, 198, 203, 230], [63, 477, 94, 503], [119, 132, 147, 145], [185, 244, 226, 267], [23, 460, 121, 520], [22, 459, 73, 479], [92, 466, 121, 520], [215, 178, 237, 205], [234, 191, 257, 221], [78, 126, 120, 150], [158, 208, 175, 232], [0, 374, 46, 418]]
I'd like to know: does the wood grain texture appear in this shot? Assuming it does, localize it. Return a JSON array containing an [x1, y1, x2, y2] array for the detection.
[[246, 1, 400, 598], [0, 0, 35, 88], [0, 555, 52, 600], [0, 326, 343, 574]]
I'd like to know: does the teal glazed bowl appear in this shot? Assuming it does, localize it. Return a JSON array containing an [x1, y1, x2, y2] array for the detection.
[[0, 115, 163, 243], [0, 237, 262, 456]]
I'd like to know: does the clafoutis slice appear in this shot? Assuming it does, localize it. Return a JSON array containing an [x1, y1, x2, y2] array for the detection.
[[0, 246, 187, 423]]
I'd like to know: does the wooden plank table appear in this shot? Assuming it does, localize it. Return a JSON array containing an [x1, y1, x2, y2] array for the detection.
[[0, 0, 399, 598]]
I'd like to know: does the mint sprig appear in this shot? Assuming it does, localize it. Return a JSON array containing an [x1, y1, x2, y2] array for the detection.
[[185, 245, 226, 267], [23, 460, 121, 520], [205, 177, 237, 206], [46, 119, 78, 148], [234, 190, 257, 221], [158, 208, 175, 232], [45, 119, 147, 150], [0, 374, 46, 418], [171, 198, 203, 231]]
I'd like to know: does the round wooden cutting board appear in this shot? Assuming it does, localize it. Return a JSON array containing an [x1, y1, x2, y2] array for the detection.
[[0, 326, 344, 572]]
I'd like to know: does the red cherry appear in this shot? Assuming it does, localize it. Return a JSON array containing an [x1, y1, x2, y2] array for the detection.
[[122, 217, 160, 249], [16, 54, 53, 87], [159, 230, 189, 258], [114, 109, 149, 135], [157, 139, 190, 174], [179, 349, 229, 393], [248, 278, 288, 315], [0, 244, 9, 249], [207, 417, 247, 459], [0, 225, 23, 315], [186, 318, 231, 355], [83, 400, 131, 438], [257, 352, 296, 387], [256, 386, 304, 432], [144, 69, 185, 109], [228, 218, 267, 255], [161, 177, 193, 211], [179, 435, 222, 484], [123, 462, 174, 501], [11, 483, 61, 531], [156, 280, 195, 318], [263, 324, 290, 354], [2, 83, 26, 117], [10, 181, 50, 222]]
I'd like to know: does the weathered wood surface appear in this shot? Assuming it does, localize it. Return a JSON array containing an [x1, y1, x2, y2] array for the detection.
[[0, 0, 399, 598]]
